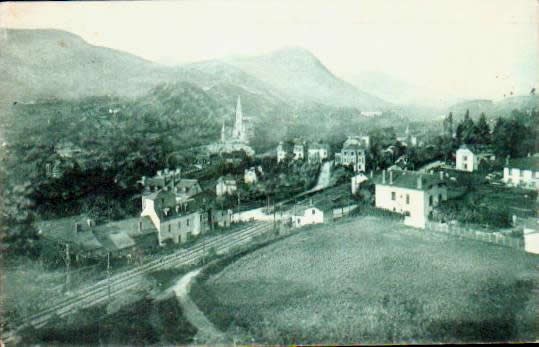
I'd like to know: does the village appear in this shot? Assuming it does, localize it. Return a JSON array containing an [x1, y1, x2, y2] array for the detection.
[[33, 97, 538, 267], [1, 3, 538, 342]]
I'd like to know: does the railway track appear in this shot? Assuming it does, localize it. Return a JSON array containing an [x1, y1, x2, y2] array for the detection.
[[1, 221, 273, 344]]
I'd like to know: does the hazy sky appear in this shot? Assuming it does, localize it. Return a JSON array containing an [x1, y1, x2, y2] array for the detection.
[[1, 0, 537, 100]]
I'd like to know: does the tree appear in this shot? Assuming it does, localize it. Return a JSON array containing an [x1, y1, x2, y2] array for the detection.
[[475, 112, 490, 144], [443, 112, 453, 138]]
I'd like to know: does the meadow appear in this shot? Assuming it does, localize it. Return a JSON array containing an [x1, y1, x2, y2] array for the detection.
[[191, 216, 538, 344]]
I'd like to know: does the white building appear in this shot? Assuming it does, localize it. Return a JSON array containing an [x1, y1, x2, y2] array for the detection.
[[293, 143, 305, 161], [293, 206, 324, 228], [307, 143, 330, 164], [503, 156, 539, 190], [276, 141, 289, 163], [375, 170, 447, 229], [140, 190, 206, 245], [456, 145, 478, 172], [335, 143, 366, 172], [343, 135, 370, 149], [351, 173, 369, 195], [216, 175, 237, 196], [244, 167, 258, 184]]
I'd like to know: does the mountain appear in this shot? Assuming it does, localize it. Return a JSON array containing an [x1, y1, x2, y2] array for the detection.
[[225, 47, 389, 110], [347, 70, 465, 108], [446, 95, 538, 119], [0, 29, 175, 108]]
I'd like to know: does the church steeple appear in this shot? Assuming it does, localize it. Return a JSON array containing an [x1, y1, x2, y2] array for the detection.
[[221, 117, 226, 143], [233, 96, 244, 141]]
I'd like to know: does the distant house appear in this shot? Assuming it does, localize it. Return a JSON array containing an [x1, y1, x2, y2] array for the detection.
[[174, 179, 203, 201], [360, 111, 382, 117], [212, 209, 233, 228], [216, 175, 237, 196], [293, 140, 306, 161], [456, 145, 495, 172], [503, 156, 539, 190], [292, 205, 324, 228], [456, 145, 478, 172], [375, 169, 447, 229], [335, 143, 366, 172], [343, 135, 370, 149], [307, 143, 330, 164], [276, 141, 290, 163], [351, 172, 369, 195], [244, 167, 258, 184], [140, 190, 207, 245], [38, 217, 139, 260], [139, 169, 202, 202]]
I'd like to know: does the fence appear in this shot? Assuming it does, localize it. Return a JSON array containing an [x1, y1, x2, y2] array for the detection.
[[425, 221, 524, 250]]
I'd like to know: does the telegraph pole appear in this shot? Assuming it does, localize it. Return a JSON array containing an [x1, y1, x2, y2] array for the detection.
[[107, 252, 111, 300], [65, 243, 71, 292]]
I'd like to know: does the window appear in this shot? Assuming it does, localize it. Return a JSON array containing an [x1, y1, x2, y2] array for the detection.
[[464, 164, 467, 170], [186, 219, 190, 226], [168, 224, 171, 233], [520, 170, 524, 177], [438, 194, 442, 203], [312, 209, 315, 215], [429, 195, 433, 206], [391, 192, 396, 201], [406, 194, 410, 205], [463, 156, 467, 161], [178, 221, 181, 229]]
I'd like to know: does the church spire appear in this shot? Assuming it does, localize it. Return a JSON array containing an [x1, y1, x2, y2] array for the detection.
[[221, 117, 226, 143], [234, 96, 244, 141]]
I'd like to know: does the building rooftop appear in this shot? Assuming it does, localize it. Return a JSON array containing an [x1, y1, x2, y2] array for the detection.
[[374, 169, 445, 191], [506, 156, 539, 170]]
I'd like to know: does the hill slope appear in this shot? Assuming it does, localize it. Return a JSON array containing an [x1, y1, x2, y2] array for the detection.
[[226, 47, 389, 110]]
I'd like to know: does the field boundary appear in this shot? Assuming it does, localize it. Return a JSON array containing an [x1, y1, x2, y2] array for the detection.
[[425, 221, 524, 250]]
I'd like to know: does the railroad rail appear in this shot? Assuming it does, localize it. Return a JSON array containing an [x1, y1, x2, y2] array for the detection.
[[1, 221, 273, 344]]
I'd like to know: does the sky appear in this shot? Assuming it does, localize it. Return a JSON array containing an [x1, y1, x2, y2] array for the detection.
[[1, 0, 537, 101]]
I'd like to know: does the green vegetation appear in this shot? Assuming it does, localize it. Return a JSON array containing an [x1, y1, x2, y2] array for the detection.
[[191, 217, 537, 344]]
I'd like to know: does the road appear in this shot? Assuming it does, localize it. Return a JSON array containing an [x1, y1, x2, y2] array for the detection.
[[172, 269, 226, 343], [1, 221, 273, 345], [232, 161, 333, 223]]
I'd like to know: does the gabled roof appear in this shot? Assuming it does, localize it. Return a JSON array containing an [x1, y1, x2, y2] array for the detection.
[[342, 143, 365, 151], [505, 157, 539, 171], [293, 205, 324, 216], [374, 170, 445, 191], [38, 217, 103, 252], [309, 143, 330, 151]]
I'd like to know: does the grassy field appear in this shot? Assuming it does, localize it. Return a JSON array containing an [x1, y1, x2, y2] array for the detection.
[[191, 216, 538, 344]]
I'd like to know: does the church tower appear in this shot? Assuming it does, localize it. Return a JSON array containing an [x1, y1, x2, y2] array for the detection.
[[221, 118, 226, 143], [233, 96, 244, 142]]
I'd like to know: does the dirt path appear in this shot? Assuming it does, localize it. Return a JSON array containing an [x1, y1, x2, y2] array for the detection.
[[172, 269, 227, 343]]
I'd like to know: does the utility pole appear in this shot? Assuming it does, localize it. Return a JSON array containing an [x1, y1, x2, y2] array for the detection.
[[107, 252, 111, 300], [65, 243, 71, 292]]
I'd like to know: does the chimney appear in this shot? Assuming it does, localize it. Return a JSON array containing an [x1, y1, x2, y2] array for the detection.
[[141, 176, 146, 186], [389, 171, 393, 184], [86, 218, 94, 228], [74, 223, 81, 233], [370, 170, 373, 178], [417, 175, 423, 189], [138, 220, 143, 232], [382, 170, 386, 184], [505, 155, 510, 166], [157, 170, 162, 176], [440, 171, 444, 181]]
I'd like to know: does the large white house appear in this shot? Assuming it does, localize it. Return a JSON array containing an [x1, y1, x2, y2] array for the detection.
[[455, 145, 495, 172], [307, 143, 330, 164], [375, 170, 447, 229], [292, 206, 324, 228], [216, 175, 237, 196], [503, 156, 539, 190], [140, 190, 207, 245], [335, 143, 366, 172]]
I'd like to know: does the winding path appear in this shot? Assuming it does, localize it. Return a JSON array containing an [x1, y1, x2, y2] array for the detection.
[[172, 269, 226, 343]]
